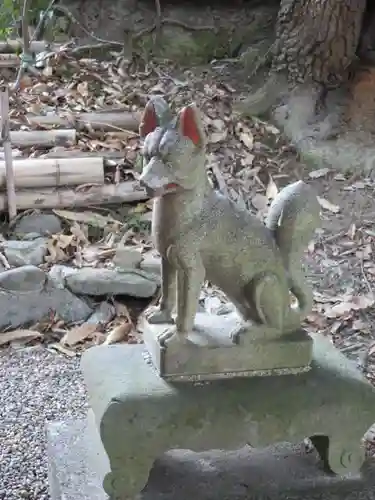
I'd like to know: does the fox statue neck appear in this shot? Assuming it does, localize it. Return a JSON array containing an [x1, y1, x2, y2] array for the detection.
[[155, 157, 212, 215]]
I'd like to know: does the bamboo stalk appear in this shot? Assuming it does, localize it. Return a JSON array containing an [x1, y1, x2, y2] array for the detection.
[[26, 111, 142, 132], [0, 54, 19, 68], [0, 89, 17, 219], [0, 181, 147, 211], [0, 157, 105, 189], [10, 129, 76, 148], [0, 40, 52, 54], [41, 149, 125, 160]]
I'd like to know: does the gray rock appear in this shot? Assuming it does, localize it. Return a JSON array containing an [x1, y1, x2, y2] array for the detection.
[[85, 302, 115, 325], [3, 238, 48, 267], [49, 265, 158, 298], [113, 247, 143, 270], [12, 213, 62, 238], [48, 265, 76, 289], [140, 250, 161, 280], [0, 266, 92, 330]]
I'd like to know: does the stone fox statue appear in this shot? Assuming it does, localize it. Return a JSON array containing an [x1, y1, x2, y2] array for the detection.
[[139, 96, 320, 347]]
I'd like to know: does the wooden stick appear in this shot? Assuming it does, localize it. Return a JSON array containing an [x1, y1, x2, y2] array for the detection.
[[0, 89, 17, 219], [0, 157, 105, 189], [26, 111, 142, 132], [0, 181, 147, 211], [10, 129, 76, 148], [0, 40, 53, 53], [0, 54, 19, 68]]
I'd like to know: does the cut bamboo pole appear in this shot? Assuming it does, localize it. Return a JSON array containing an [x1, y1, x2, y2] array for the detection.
[[0, 40, 53, 53], [26, 111, 142, 132], [0, 157, 105, 189], [0, 181, 147, 211], [0, 88, 17, 220], [0, 54, 19, 68], [10, 129, 76, 148]]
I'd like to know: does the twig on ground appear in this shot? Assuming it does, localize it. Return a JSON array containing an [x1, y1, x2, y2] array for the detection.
[[0, 88, 17, 221]]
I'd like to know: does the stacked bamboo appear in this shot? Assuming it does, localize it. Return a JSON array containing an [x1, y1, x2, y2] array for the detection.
[[0, 39, 147, 216], [0, 108, 146, 214]]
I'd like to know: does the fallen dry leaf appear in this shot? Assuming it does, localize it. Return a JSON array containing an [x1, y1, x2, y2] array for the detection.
[[317, 197, 340, 213], [308, 168, 330, 179], [46, 233, 77, 264], [113, 301, 133, 322], [69, 221, 89, 244], [48, 343, 77, 357], [104, 322, 132, 345], [0, 329, 42, 346], [61, 323, 98, 347], [324, 294, 375, 318], [235, 123, 254, 150], [266, 176, 278, 200], [251, 193, 268, 211], [53, 209, 123, 229], [352, 319, 368, 331]]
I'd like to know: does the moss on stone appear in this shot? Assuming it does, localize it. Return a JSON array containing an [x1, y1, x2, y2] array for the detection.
[[137, 25, 257, 65]]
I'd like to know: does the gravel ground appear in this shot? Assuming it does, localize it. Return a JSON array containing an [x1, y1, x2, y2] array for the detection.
[[0, 346, 88, 500]]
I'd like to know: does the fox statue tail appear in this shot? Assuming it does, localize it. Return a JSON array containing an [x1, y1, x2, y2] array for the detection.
[[265, 180, 320, 322]]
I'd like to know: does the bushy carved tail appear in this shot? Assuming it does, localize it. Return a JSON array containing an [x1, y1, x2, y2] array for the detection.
[[265, 180, 320, 321], [265, 180, 319, 265]]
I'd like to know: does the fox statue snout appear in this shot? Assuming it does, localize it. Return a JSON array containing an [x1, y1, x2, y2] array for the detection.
[[139, 158, 181, 198]]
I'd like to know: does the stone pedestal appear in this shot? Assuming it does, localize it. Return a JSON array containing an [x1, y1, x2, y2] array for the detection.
[[139, 311, 312, 381], [81, 333, 375, 499], [46, 415, 375, 500]]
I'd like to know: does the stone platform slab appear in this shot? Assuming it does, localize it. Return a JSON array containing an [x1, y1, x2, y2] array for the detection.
[[139, 311, 312, 381], [47, 412, 109, 500], [46, 415, 375, 500]]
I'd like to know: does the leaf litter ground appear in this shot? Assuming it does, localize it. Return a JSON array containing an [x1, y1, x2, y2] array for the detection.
[[2, 50, 375, 391]]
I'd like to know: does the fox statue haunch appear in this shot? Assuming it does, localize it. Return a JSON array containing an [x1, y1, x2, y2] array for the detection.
[[139, 96, 320, 348]]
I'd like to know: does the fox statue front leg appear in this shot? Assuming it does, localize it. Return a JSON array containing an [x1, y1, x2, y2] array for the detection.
[[157, 251, 205, 347], [146, 254, 176, 325]]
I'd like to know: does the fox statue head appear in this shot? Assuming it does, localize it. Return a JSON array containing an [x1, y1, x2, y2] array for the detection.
[[138, 96, 207, 198]]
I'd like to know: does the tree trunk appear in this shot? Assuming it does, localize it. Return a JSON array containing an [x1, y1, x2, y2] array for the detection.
[[235, 0, 375, 176], [273, 0, 367, 88], [237, 0, 369, 119]]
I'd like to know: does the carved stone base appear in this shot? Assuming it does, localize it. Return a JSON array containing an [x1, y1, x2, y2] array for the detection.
[[46, 416, 375, 500], [81, 334, 375, 499], [138, 311, 313, 381]]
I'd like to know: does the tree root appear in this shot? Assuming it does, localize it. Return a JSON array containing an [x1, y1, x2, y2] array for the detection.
[[234, 72, 288, 117]]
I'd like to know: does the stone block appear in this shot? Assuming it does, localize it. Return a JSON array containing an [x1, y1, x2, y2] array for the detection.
[[81, 334, 375, 499], [139, 311, 312, 381], [46, 414, 375, 500], [47, 412, 109, 500]]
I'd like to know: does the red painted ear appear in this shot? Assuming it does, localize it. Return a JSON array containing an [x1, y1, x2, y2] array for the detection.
[[178, 105, 202, 146], [139, 100, 158, 138]]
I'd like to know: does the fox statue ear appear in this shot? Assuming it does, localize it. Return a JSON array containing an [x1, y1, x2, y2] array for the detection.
[[177, 103, 205, 148], [139, 96, 172, 138]]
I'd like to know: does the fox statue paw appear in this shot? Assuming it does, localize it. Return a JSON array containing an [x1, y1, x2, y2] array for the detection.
[[157, 326, 190, 349], [145, 306, 175, 325], [230, 322, 252, 345]]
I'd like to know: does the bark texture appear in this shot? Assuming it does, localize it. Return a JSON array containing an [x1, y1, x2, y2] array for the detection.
[[272, 0, 367, 88]]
